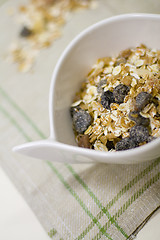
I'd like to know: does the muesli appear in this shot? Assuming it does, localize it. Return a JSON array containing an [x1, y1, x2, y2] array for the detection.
[[9, 0, 97, 72], [70, 45, 160, 151]]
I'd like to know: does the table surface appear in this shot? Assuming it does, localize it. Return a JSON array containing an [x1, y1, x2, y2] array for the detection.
[[0, 167, 160, 240]]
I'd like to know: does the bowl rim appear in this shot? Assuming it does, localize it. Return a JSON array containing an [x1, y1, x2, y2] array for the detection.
[[45, 135, 160, 161], [48, 13, 160, 159]]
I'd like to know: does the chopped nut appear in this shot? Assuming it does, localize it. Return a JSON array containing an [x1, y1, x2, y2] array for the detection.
[[119, 48, 132, 59], [121, 76, 132, 86]]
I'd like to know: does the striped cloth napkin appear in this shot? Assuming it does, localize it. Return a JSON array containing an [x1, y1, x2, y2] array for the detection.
[[0, 0, 160, 239]]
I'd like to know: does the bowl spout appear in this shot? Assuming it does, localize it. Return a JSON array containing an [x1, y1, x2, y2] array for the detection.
[[13, 140, 66, 163], [12, 140, 94, 164]]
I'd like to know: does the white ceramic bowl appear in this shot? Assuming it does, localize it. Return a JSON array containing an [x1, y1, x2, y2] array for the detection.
[[14, 13, 160, 164]]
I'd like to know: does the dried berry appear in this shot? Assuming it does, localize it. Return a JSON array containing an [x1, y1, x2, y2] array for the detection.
[[77, 134, 91, 148], [73, 109, 92, 134], [20, 26, 33, 37], [113, 84, 130, 104], [106, 140, 115, 150], [128, 111, 150, 126], [147, 136, 156, 143], [115, 137, 137, 151], [129, 125, 149, 144], [135, 92, 152, 111], [70, 106, 80, 118], [101, 90, 114, 109]]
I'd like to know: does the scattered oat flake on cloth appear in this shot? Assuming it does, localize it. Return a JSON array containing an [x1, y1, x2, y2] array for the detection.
[[8, 0, 98, 72]]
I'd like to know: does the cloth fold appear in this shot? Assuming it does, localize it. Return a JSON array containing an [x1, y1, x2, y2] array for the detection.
[[0, 0, 160, 239]]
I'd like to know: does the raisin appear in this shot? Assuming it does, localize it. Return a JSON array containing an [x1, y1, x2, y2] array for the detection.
[[77, 134, 91, 148], [106, 140, 115, 150], [20, 26, 33, 37], [129, 125, 149, 144], [101, 90, 114, 109], [147, 136, 156, 143], [135, 92, 152, 111], [113, 84, 130, 104], [73, 109, 92, 134], [70, 106, 80, 118], [115, 137, 137, 151], [128, 111, 150, 126]]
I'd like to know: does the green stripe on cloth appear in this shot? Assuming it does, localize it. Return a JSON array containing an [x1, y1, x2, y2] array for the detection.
[[93, 171, 160, 240], [0, 88, 44, 139], [0, 0, 8, 6], [0, 104, 114, 240], [48, 228, 57, 238], [77, 158, 160, 239], [66, 164, 128, 239], [0, 87, 128, 238], [47, 161, 113, 240], [0, 105, 31, 142]]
